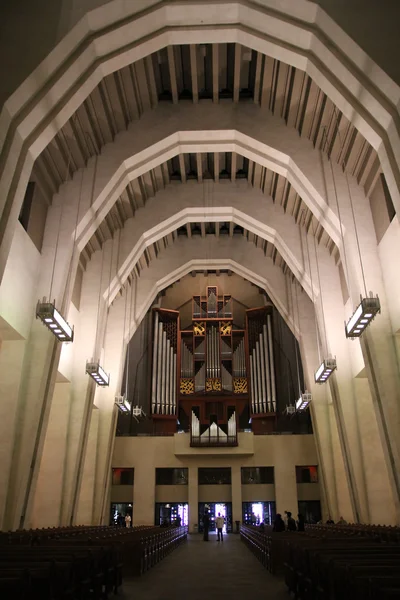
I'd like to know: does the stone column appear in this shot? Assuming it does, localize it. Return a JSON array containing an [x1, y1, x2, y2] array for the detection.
[[274, 453, 298, 517], [188, 467, 198, 533], [30, 381, 71, 528], [0, 339, 26, 530], [133, 460, 156, 525], [76, 407, 100, 524], [231, 464, 242, 528]]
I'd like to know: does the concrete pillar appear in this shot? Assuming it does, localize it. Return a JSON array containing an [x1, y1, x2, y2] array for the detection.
[[231, 464, 242, 525], [188, 467, 198, 533], [76, 407, 100, 524], [30, 382, 71, 528], [0, 339, 26, 530], [274, 454, 297, 517], [133, 461, 156, 525]]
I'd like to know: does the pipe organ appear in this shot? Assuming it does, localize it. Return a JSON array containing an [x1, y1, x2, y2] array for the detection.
[[150, 286, 277, 440], [246, 309, 277, 415], [151, 309, 178, 417]]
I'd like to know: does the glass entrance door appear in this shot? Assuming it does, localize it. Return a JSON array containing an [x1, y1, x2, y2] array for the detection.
[[198, 502, 233, 533]]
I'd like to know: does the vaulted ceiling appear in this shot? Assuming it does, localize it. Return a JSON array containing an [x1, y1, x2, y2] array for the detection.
[[32, 43, 379, 205], [30, 42, 380, 290]]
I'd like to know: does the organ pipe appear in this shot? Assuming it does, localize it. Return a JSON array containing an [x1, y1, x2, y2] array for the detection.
[[165, 338, 171, 415], [151, 311, 178, 416], [267, 315, 276, 411], [262, 324, 272, 412], [258, 332, 267, 413], [151, 311, 159, 413]]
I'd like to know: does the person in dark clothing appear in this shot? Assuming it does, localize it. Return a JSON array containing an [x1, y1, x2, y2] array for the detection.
[[297, 513, 305, 532], [259, 521, 265, 532], [326, 517, 335, 525], [272, 513, 285, 532], [203, 511, 210, 541], [286, 511, 297, 531]]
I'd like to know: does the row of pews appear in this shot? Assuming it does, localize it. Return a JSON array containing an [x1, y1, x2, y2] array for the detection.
[[241, 523, 400, 599], [0, 524, 187, 599]]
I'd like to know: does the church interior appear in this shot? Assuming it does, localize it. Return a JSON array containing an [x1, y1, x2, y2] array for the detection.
[[0, 1, 400, 598]]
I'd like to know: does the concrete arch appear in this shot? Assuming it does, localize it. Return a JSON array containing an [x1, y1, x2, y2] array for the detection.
[[0, 0, 399, 283]]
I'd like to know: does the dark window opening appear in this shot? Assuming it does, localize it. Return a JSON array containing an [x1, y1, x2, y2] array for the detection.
[[112, 468, 134, 485], [296, 465, 318, 483], [198, 467, 231, 485], [156, 468, 188, 485], [241, 466, 274, 484]]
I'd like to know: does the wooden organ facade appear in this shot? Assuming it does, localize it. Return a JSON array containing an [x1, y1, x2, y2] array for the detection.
[[151, 287, 277, 443]]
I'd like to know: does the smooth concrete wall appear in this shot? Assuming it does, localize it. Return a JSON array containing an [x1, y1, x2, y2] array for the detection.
[[112, 433, 319, 526], [111, 485, 134, 503], [297, 483, 321, 502], [242, 484, 275, 502], [198, 485, 232, 503], [155, 486, 188, 503]]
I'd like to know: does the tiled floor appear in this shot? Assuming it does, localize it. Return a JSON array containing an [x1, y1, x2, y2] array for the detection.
[[120, 533, 289, 600]]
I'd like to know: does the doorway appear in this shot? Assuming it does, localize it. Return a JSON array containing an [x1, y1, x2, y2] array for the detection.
[[155, 503, 189, 526], [110, 502, 133, 526], [198, 502, 233, 533], [242, 501, 276, 525]]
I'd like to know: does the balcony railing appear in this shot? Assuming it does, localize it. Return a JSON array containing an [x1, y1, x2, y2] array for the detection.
[[190, 433, 238, 447]]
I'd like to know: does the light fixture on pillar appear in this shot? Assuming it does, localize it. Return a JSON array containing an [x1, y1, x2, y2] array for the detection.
[[345, 294, 381, 338], [86, 360, 110, 386], [314, 357, 337, 384], [36, 150, 74, 342], [36, 299, 74, 341], [115, 394, 130, 412], [296, 391, 312, 411]]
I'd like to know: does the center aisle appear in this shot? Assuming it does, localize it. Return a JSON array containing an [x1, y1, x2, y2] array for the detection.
[[120, 532, 288, 600]]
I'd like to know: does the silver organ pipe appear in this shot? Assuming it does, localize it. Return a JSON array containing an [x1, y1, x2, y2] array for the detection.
[[262, 324, 272, 412], [258, 332, 267, 413], [172, 352, 176, 413], [267, 315, 277, 412], [228, 412, 236, 438], [195, 364, 205, 391], [151, 312, 159, 413], [191, 411, 200, 438], [249, 318, 276, 414], [250, 354, 256, 413], [164, 338, 171, 415], [152, 312, 178, 416], [156, 321, 163, 413], [255, 340, 262, 413]]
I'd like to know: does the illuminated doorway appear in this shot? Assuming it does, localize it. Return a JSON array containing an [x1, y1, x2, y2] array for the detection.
[[155, 503, 188, 526], [198, 502, 233, 533], [242, 501, 276, 525]]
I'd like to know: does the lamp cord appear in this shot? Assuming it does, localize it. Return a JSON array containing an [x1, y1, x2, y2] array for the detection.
[[95, 241, 106, 356], [290, 276, 302, 398], [49, 151, 72, 301], [331, 109, 368, 297], [321, 126, 351, 293], [103, 231, 116, 367], [303, 213, 321, 364], [312, 224, 329, 357]]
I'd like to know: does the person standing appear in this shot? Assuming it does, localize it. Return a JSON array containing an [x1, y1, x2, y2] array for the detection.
[[216, 513, 224, 541], [286, 511, 297, 531], [125, 513, 131, 528], [272, 514, 285, 532], [297, 513, 305, 532]]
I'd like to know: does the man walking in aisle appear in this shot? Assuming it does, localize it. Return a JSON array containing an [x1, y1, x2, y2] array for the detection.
[[216, 512, 225, 541]]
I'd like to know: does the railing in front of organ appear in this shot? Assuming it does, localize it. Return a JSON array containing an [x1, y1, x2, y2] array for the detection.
[[248, 314, 276, 413], [151, 311, 177, 415], [190, 411, 237, 446]]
